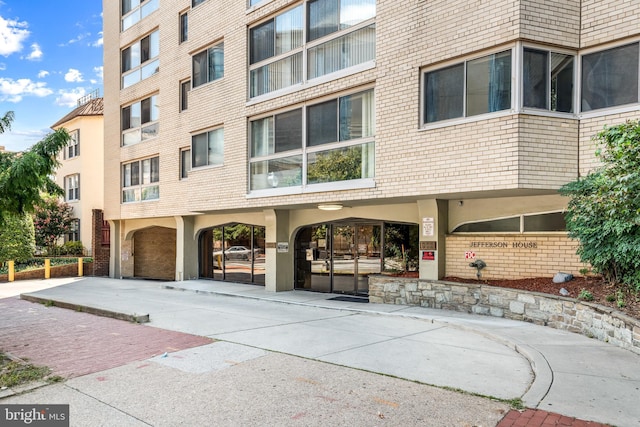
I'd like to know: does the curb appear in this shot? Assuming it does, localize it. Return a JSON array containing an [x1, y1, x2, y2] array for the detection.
[[19, 294, 150, 324]]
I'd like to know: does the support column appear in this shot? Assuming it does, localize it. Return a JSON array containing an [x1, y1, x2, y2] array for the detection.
[[264, 209, 293, 292], [109, 220, 121, 278], [417, 199, 448, 280], [175, 216, 197, 281]]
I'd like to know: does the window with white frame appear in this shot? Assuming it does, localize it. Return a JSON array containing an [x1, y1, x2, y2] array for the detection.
[[179, 11, 188, 43], [122, 157, 159, 203], [581, 43, 639, 112], [121, 30, 159, 88], [122, 0, 158, 32], [192, 42, 224, 88], [65, 174, 80, 202], [248, 0, 376, 98], [122, 94, 159, 146], [66, 129, 80, 159], [424, 50, 512, 123], [66, 219, 80, 242], [249, 89, 375, 191], [180, 148, 191, 179], [192, 128, 224, 168], [523, 48, 574, 113]]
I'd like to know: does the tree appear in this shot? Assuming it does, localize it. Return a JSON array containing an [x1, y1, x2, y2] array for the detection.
[[0, 111, 70, 221], [33, 197, 74, 256], [560, 120, 640, 291], [0, 213, 35, 265], [307, 146, 363, 184]]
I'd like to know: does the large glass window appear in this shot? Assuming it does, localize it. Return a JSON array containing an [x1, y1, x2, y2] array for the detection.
[[193, 42, 224, 88], [122, 157, 159, 203], [122, 0, 158, 32], [581, 43, 639, 112], [249, 89, 374, 191], [425, 51, 511, 123], [192, 128, 224, 168], [122, 95, 159, 146], [121, 30, 159, 88], [523, 48, 574, 112], [249, 1, 375, 98]]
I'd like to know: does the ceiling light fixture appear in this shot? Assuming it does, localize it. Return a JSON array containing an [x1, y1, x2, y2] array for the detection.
[[318, 203, 343, 211]]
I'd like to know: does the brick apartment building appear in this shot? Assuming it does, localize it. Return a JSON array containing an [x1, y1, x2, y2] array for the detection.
[[103, 0, 639, 294]]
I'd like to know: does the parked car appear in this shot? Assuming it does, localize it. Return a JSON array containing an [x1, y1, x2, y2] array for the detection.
[[213, 246, 260, 261]]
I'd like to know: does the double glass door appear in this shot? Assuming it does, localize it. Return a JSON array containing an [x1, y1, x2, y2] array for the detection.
[[296, 223, 381, 295]]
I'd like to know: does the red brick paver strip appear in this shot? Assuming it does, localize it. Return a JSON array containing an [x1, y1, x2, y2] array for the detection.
[[0, 297, 212, 378], [498, 409, 611, 427]]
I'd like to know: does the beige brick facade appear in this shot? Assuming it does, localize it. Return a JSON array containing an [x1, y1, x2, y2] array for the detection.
[[102, 0, 640, 286]]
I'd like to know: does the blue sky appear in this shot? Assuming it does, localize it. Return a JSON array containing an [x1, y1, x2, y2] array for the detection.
[[0, 0, 102, 152]]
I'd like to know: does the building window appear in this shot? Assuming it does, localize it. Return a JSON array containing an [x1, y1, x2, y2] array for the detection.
[[122, 0, 159, 31], [249, 89, 374, 191], [192, 128, 224, 168], [424, 50, 512, 123], [66, 219, 80, 243], [179, 11, 188, 43], [66, 129, 80, 159], [65, 174, 80, 202], [180, 80, 190, 111], [581, 43, 639, 112], [192, 0, 206, 7], [523, 48, 574, 113], [453, 212, 566, 233], [180, 148, 191, 179], [192, 42, 224, 88], [121, 30, 160, 88], [122, 94, 159, 146], [248, 0, 376, 98], [122, 156, 159, 203]]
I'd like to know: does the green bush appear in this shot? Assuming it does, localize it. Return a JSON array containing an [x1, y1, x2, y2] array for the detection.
[[0, 213, 35, 264], [60, 241, 85, 256], [560, 120, 640, 292]]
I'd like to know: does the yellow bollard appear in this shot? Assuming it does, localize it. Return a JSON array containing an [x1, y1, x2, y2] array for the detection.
[[8, 260, 14, 282], [78, 257, 83, 277], [45, 259, 51, 279]]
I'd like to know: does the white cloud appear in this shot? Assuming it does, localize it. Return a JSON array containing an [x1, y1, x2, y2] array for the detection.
[[0, 63, 5, 70], [94, 65, 103, 80], [91, 32, 103, 47], [0, 15, 29, 56], [59, 32, 89, 47], [0, 77, 53, 102], [64, 68, 84, 83], [26, 42, 42, 60], [55, 88, 86, 108], [37, 70, 49, 78]]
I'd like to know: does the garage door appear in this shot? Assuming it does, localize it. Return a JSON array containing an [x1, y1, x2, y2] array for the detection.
[[133, 227, 176, 280]]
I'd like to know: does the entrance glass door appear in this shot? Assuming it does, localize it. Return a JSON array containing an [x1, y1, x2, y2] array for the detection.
[[332, 225, 356, 293], [298, 223, 381, 294]]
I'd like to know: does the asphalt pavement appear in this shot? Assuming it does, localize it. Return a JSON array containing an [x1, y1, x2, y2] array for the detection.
[[2, 277, 639, 426]]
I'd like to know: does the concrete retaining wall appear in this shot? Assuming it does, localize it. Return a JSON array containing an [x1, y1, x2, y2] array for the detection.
[[369, 276, 640, 355]]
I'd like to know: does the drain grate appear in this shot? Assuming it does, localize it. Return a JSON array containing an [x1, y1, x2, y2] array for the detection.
[[327, 296, 369, 303]]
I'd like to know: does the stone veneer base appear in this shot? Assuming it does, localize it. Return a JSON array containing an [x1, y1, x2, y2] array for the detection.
[[369, 275, 640, 355]]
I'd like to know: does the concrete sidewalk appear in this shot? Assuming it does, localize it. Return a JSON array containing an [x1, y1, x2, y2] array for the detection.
[[12, 277, 640, 426]]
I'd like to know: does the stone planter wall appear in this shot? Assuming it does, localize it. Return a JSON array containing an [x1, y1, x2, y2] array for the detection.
[[369, 275, 640, 355]]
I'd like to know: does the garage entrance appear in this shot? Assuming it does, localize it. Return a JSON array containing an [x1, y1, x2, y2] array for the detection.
[[133, 227, 176, 280]]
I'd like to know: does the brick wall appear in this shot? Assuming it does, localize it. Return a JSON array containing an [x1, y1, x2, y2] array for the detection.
[[445, 234, 586, 279], [91, 209, 110, 276], [0, 261, 94, 282]]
